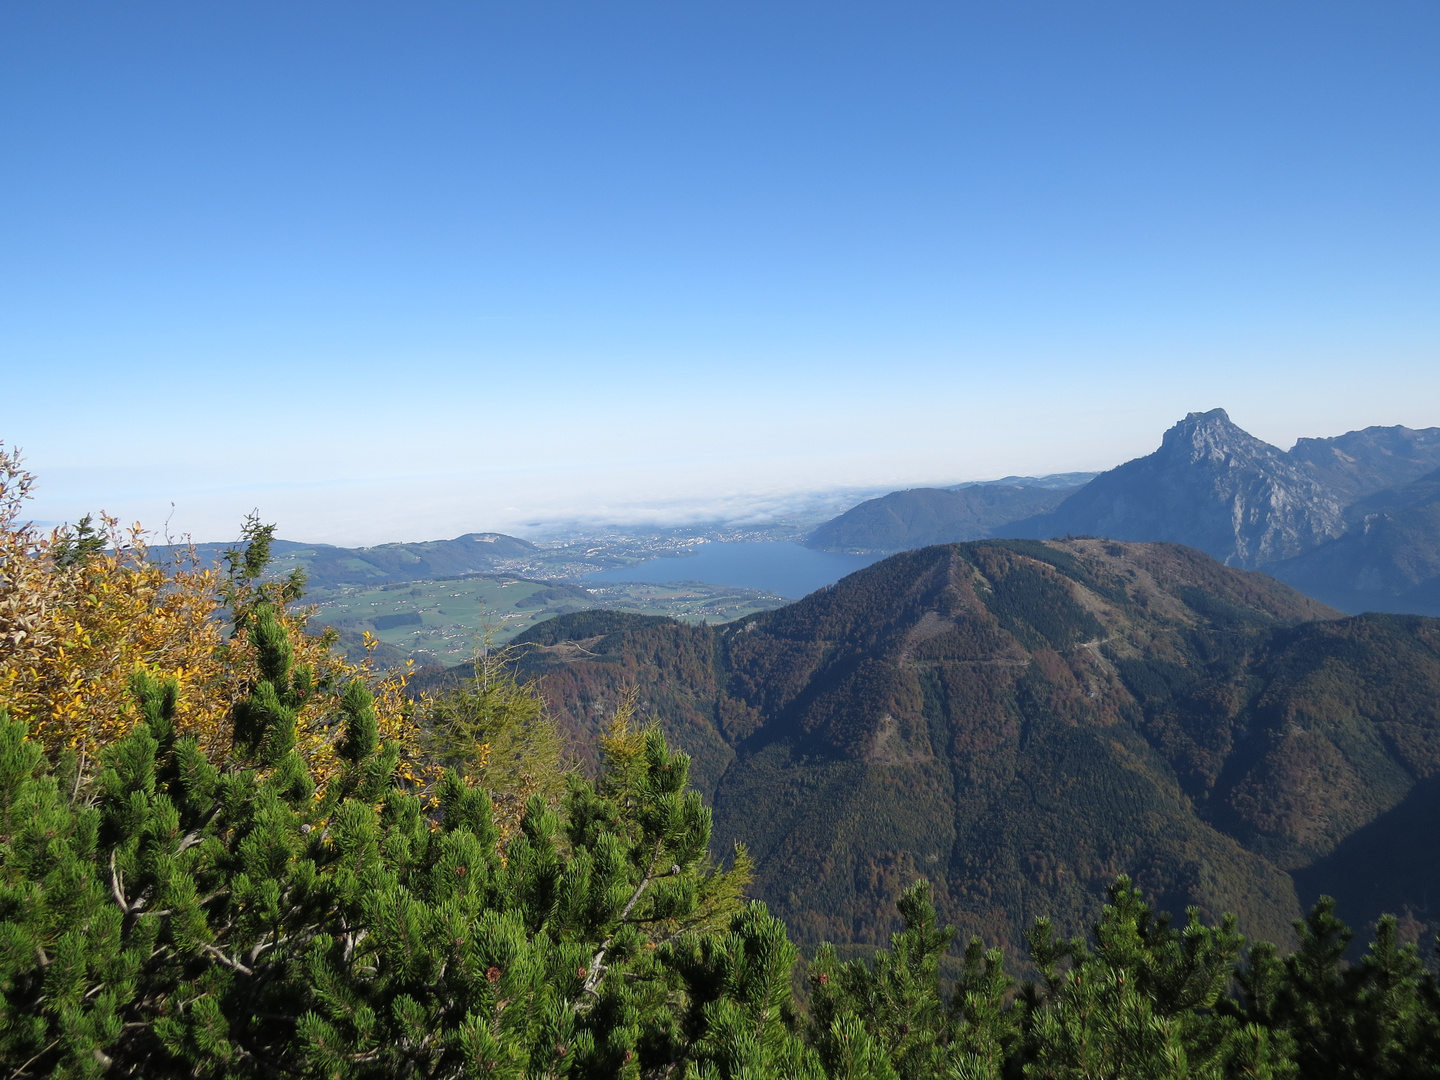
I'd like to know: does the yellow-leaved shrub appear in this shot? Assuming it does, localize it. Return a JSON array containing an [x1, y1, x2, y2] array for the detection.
[[0, 443, 422, 787]]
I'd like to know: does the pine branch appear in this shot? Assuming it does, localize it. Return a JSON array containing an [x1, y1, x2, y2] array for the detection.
[[578, 839, 666, 1008]]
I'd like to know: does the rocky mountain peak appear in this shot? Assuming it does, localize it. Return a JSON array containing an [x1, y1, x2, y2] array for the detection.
[[1159, 408, 1272, 464], [1012, 409, 1348, 567], [1178, 406, 1233, 428]]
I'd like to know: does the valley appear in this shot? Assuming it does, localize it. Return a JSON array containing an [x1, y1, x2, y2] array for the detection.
[[310, 572, 789, 665], [158, 524, 823, 664]]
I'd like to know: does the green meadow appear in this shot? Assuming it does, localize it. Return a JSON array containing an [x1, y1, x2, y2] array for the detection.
[[307, 573, 785, 665]]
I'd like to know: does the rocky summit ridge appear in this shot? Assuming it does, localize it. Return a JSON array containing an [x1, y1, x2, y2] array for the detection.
[[807, 411, 1440, 587], [1011, 409, 1348, 568]]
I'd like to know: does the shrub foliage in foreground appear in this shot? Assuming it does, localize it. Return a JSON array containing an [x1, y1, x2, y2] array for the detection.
[[0, 655, 792, 1078]]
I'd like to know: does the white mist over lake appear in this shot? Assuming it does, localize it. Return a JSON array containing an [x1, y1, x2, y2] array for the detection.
[[587, 541, 883, 599]]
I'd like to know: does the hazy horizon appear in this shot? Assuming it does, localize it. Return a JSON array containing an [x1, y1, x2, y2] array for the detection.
[[18, 409, 1436, 547]]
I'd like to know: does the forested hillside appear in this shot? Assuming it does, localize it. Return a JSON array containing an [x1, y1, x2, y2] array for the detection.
[[501, 539, 1440, 960], [805, 484, 1078, 553]]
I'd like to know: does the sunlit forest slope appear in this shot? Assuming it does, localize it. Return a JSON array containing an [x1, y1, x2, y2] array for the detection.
[[489, 539, 1440, 958]]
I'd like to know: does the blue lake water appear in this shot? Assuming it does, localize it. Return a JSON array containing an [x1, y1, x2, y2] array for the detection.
[[586, 542, 884, 599]]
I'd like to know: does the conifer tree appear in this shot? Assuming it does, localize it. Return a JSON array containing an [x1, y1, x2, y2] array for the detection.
[[667, 902, 822, 1079], [807, 880, 1014, 1080], [1017, 877, 1293, 1080], [0, 608, 769, 1078], [418, 641, 567, 839], [1235, 899, 1440, 1080]]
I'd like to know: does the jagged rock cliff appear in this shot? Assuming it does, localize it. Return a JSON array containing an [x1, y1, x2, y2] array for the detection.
[[1267, 466, 1440, 615], [1290, 425, 1440, 502], [1012, 409, 1347, 568]]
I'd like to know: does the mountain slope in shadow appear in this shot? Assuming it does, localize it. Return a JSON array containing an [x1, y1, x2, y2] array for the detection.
[[1266, 467, 1440, 617]]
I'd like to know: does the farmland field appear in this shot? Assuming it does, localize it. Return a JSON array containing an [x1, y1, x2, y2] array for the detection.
[[307, 574, 785, 666]]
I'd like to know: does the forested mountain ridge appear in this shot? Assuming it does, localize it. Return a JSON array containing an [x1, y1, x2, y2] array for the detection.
[[499, 539, 1440, 959], [805, 484, 1079, 553]]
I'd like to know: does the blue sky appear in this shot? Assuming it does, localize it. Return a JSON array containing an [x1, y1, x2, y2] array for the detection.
[[3, 1, 1438, 543]]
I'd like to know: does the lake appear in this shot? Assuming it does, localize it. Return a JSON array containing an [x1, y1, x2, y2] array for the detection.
[[586, 541, 884, 599]]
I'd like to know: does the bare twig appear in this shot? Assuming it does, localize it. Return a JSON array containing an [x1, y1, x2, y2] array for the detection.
[[577, 840, 664, 1007], [109, 851, 129, 912], [7, 1038, 60, 1080], [71, 751, 86, 803], [201, 943, 255, 976]]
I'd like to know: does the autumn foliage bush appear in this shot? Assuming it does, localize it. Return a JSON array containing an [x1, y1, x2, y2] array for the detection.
[[0, 445, 419, 789]]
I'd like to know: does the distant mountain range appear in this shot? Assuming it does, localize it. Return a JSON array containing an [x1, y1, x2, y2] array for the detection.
[[1006, 410, 1351, 567], [950, 471, 1100, 491], [1288, 424, 1440, 502], [805, 484, 1080, 553], [809, 410, 1440, 616], [1267, 466, 1440, 616], [159, 532, 539, 590], [158, 407, 1440, 621], [463, 539, 1440, 957]]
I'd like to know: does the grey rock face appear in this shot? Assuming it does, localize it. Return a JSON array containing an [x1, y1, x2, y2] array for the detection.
[[1289, 425, 1440, 503], [1266, 466, 1440, 615], [809, 410, 1440, 580], [1013, 409, 1348, 567]]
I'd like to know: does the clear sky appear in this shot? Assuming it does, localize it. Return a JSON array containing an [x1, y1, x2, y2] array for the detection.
[[4, 1, 1438, 544]]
